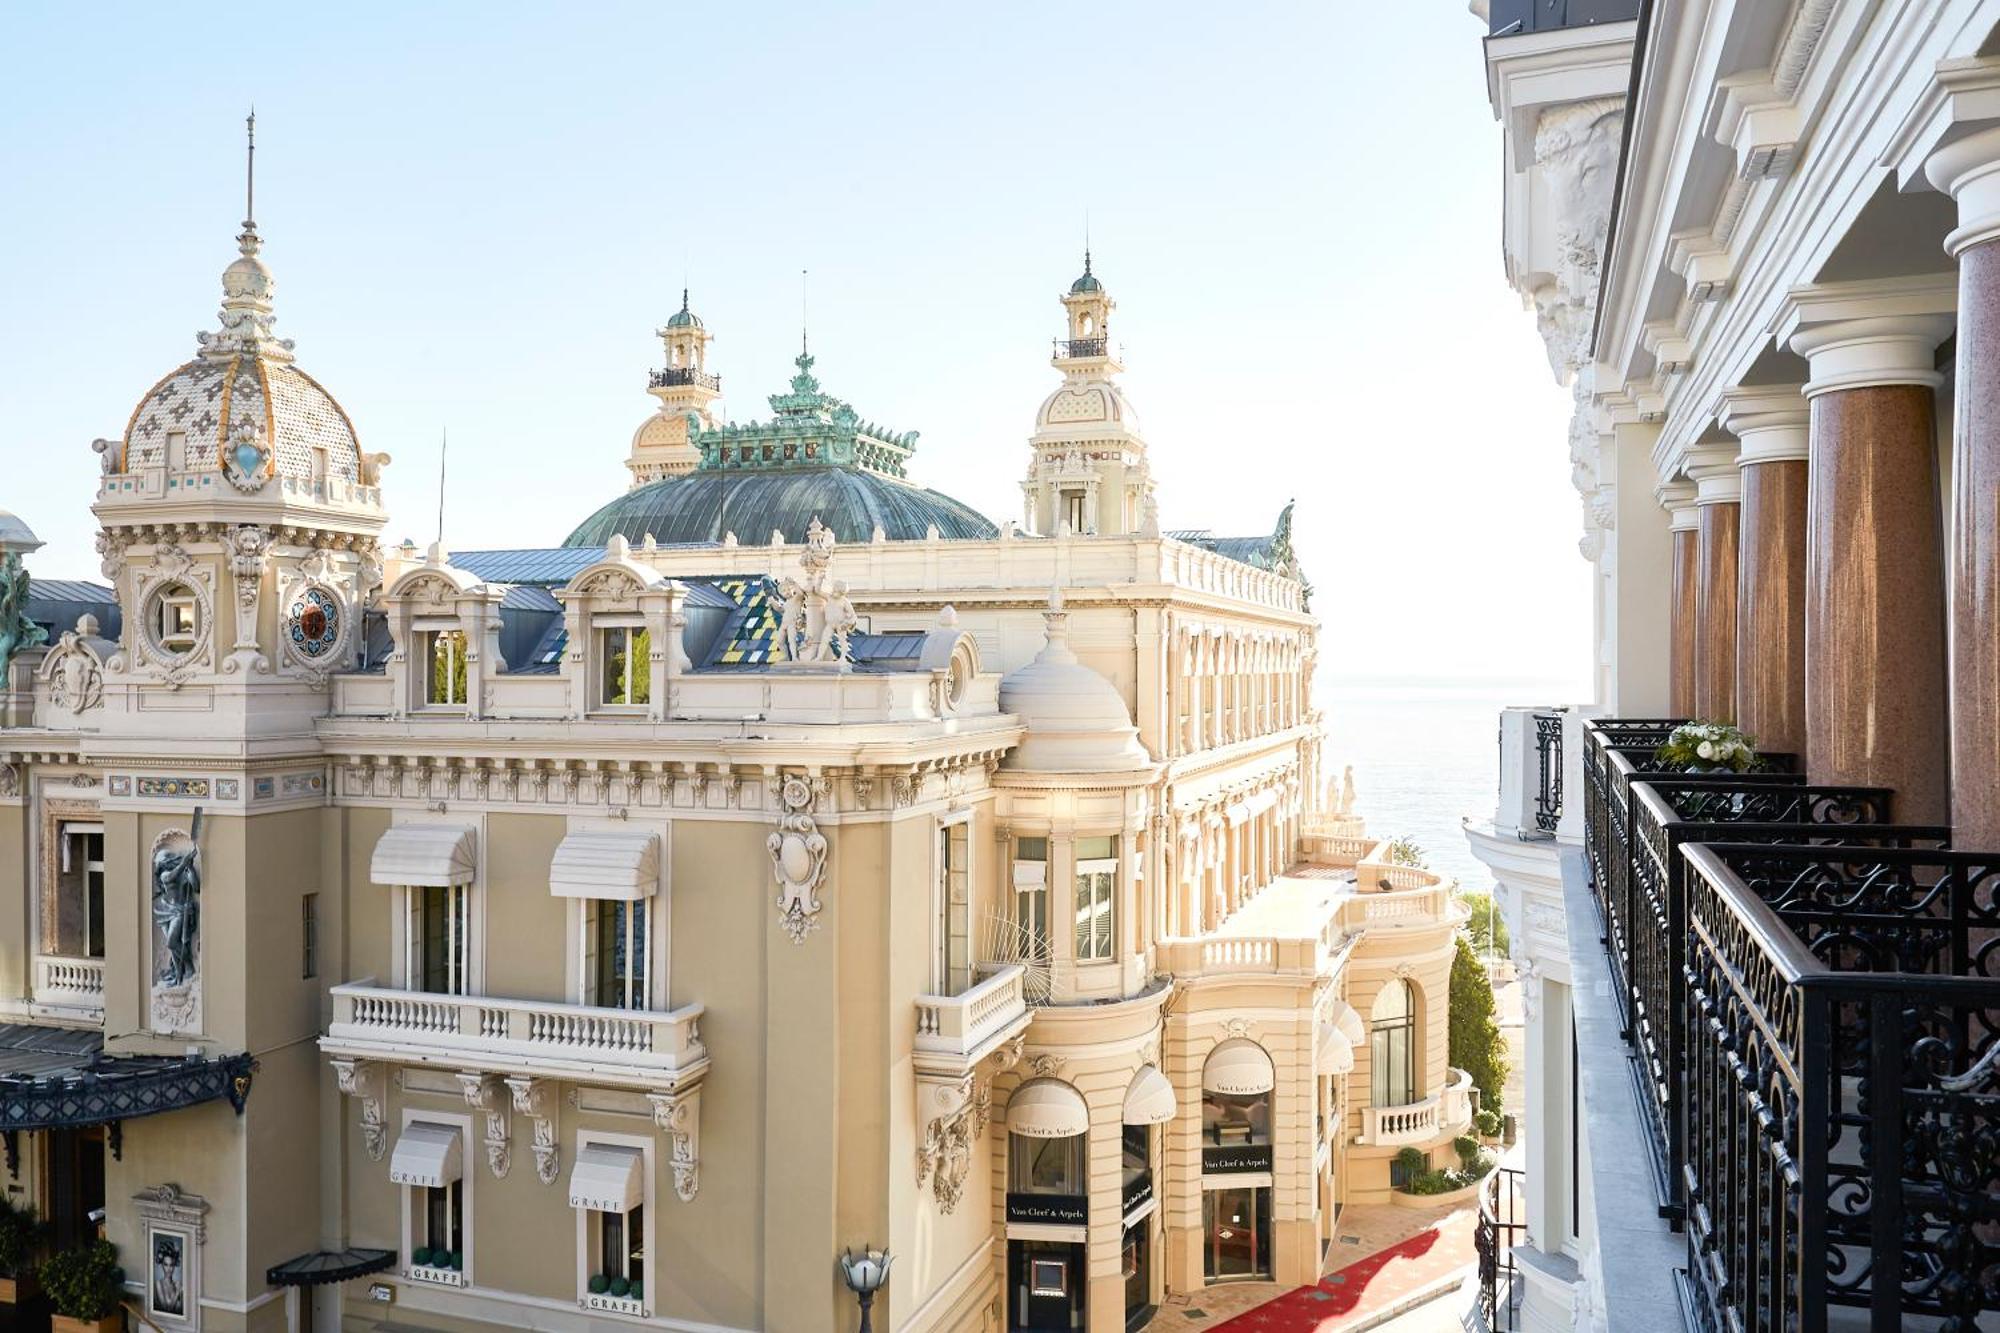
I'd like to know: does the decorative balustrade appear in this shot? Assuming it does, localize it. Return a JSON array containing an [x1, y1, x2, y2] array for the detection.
[[325, 982, 706, 1090], [1679, 843, 2000, 1331], [1357, 1068, 1475, 1146], [1052, 336, 1108, 359], [648, 366, 721, 391], [32, 955, 104, 1010], [914, 964, 1029, 1069], [1157, 934, 1327, 978]]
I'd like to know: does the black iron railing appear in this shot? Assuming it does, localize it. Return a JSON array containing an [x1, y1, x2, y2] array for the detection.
[[1477, 1164, 1527, 1330], [1532, 709, 1564, 833], [1487, 0, 1641, 36], [1053, 337, 1107, 359], [649, 366, 721, 391], [1679, 843, 2000, 1332]]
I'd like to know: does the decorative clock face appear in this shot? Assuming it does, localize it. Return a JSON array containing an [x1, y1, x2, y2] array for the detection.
[[287, 586, 342, 659]]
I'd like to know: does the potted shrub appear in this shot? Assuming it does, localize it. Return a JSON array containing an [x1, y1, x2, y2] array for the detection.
[[0, 1196, 48, 1303], [1656, 721, 1756, 773], [39, 1238, 123, 1333]]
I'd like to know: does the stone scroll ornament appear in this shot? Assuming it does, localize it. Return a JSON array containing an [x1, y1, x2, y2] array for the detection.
[[768, 774, 828, 943], [150, 809, 203, 1035]]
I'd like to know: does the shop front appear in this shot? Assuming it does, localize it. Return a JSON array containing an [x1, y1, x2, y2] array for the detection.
[[1006, 1080, 1091, 1331], [1119, 1065, 1174, 1330], [1200, 1039, 1275, 1283]]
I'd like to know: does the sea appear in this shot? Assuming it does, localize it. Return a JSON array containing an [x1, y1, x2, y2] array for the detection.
[[1318, 675, 1583, 895]]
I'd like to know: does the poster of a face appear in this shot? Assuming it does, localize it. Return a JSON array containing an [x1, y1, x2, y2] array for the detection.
[[150, 1231, 186, 1319]]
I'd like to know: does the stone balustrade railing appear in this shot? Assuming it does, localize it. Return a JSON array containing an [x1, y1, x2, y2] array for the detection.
[[32, 954, 105, 1009], [325, 981, 707, 1090], [1357, 1067, 1476, 1146], [1157, 934, 1329, 977], [915, 964, 1028, 1061]]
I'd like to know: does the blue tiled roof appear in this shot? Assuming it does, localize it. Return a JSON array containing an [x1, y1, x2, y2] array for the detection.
[[450, 548, 602, 585]]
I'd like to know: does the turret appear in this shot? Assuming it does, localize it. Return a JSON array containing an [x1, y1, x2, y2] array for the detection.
[[627, 290, 721, 488]]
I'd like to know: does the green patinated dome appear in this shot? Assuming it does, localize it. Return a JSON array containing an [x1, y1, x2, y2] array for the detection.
[[565, 467, 996, 547], [1069, 250, 1102, 295], [663, 289, 703, 329], [567, 348, 997, 547]]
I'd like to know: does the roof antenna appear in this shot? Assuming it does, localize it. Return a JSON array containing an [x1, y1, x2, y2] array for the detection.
[[1083, 207, 1091, 275], [435, 426, 448, 548]]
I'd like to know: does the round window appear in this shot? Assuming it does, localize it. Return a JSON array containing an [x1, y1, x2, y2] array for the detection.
[[287, 586, 342, 659]]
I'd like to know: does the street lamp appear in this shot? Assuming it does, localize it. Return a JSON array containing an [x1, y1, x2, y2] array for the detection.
[[838, 1247, 893, 1332]]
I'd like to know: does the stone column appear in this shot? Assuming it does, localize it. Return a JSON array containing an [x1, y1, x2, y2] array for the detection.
[[1789, 312, 1953, 822], [1929, 129, 2000, 845], [1684, 444, 1742, 723], [1719, 388, 1811, 756], [1661, 483, 1698, 716]]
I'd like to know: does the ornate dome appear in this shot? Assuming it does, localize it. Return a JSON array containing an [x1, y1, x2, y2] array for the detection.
[[565, 466, 996, 547], [998, 591, 1152, 773], [1034, 379, 1139, 435], [120, 355, 361, 482], [1069, 253, 1103, 294], [663, 289, 703, 330]]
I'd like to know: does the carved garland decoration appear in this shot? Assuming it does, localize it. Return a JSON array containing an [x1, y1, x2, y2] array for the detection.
[[768, 773, 829, 944]]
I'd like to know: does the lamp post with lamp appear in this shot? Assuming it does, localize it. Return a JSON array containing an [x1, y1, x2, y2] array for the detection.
[[838, 1247, 893, 1333]]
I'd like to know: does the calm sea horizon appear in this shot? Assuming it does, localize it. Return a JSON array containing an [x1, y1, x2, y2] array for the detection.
[[1318, 674, 1583, 895]]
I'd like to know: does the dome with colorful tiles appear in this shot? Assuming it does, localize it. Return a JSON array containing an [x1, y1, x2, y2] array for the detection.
[[117, 217, 361, 486]]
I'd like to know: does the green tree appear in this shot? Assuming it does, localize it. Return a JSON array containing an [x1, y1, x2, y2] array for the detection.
[[1458, 889, 1510, 957], [1448, 932, 1508, 1114]]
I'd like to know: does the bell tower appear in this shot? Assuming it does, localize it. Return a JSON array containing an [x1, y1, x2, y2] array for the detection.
[[627, 290, 721, 488], [1023, 254, 1156, 537]]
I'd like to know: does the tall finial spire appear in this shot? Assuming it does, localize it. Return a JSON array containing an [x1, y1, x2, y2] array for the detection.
[[680, 286, 690, 316], [245, 108, 256, 227], [800, 267, 810, 355], [1084, 208, 1091, 276]]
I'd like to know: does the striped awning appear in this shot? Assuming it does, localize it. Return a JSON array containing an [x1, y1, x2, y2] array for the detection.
[[389, 1122, 463, 1188], [567, 1144, 645, 1212], [370, 824, 476, 887], [549, 831, 659, 900]]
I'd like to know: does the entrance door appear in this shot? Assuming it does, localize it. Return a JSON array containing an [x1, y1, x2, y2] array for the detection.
[[1009, 1239, 1084, 1330], [1122, 1221, 1153, 1329], [46, 1126, 106, 1249], [1203, 1186, 1270, 1281]]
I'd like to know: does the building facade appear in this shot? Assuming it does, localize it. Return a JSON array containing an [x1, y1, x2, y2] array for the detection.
[[0, 194, 1470, 1333], [1469, 1, 2000, 1329]]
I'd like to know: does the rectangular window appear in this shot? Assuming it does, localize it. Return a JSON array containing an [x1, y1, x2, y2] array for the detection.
[[424, 1181, 462, 1256], [584, 899, 649, 1010], [1009, 1132, 1085, 1195], [423, 630, 468, 706], [1063, 490, 1087, 533], [301, 893, 318, 980], [598, 625, 651, 707], [54, 823, 106, 960], [1013, 837, 1049, 954], [593, 1203, 643, 1285], [158, 593, 199, 653], [936, 821, 970, 995], [408, 884, 469, 995], [1074, 835, 1118, 962]]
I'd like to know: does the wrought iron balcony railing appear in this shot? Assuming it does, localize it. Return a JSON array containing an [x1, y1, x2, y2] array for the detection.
[[648, 366, 721, 392], [1052, 336, 1108, 359], [1679, 842, 2000, 1331], [1531, 708, 1564, 833], [1477, 1164, 1527, 1331]]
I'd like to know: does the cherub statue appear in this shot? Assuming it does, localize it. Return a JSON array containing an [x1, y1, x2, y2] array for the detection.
[[820, 579, 859, 662], [777, 576, 808, 662]]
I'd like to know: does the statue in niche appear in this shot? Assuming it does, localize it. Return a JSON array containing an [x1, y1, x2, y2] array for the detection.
[[151, 811, 203, 997]]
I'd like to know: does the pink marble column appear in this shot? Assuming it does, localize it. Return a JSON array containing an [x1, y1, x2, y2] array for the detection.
[[1929, 130, 2000, 845], [1685, 446, 1742, 724], [1790, 313, 1953, 824], [1720, 389, 1810, 757], [1664, 486, 1699, 717]]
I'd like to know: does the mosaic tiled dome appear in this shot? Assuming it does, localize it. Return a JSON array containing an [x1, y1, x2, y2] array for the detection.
[[1034, 379, 1139, 434], [120, 355, 361, 480], [564, 466, 997, 547]]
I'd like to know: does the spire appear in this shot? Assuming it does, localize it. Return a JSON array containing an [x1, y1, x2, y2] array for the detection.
[[196, 112, 293, 362]]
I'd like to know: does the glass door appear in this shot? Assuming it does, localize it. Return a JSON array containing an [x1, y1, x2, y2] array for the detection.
[[1203, 1187, 1270, 1281]]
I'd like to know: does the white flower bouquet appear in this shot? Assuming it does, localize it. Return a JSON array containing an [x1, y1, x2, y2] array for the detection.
[[1656, 720, 1758, 773]]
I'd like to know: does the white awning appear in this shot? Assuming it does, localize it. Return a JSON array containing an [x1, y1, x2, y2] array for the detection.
[[1317, 1022, 1355, 1075], [388, 1122, 463, 1188], [1012, 861, 1047, 889], [549, 831, 660, 900], [1225, 801, 1250, 827], [1122, 1065, 1178, 1126], [1327, 1001, 1365, 1045], [1007, 1079, 1089, 1139], [1247, 789, 1279, 816], [567, 1144, 644, 1212], [371, 824, 476, 887], [1203, 1038, 1274, 1096]]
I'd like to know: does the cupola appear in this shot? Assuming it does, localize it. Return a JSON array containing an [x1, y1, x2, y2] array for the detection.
[[997, 589, 1152, 772]]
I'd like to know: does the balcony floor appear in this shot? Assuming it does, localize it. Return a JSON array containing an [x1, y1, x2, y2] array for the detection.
[[1212, 865, 1353, 940]]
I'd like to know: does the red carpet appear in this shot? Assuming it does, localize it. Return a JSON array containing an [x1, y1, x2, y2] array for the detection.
[[1202, 1210, 1474, 1331]]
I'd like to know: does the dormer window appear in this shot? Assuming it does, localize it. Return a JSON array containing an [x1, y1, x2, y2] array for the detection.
[[422, 630, 468, 706], [597, 624, 650, 708]]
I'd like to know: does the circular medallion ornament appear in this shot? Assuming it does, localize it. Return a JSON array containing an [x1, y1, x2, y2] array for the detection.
[[286, 586, 342, 659]]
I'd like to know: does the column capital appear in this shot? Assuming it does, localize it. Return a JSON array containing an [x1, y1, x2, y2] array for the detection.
[[1778, 278, 1956, 397], [1925, 124, 2000, 256], [1719, 385, 1810, 464], [1655, 480, 1700, 532], [1684, 443, 1743, 505]]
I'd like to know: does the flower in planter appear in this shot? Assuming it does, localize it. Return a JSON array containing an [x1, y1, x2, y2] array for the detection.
[[1657, 721, 1756, 772]]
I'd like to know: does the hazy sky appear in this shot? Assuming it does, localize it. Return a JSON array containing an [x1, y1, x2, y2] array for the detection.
[[1, 3, 1591, 689]]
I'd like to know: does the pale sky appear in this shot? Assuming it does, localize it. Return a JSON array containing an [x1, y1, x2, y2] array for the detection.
[[1, 2, 1591, 690]]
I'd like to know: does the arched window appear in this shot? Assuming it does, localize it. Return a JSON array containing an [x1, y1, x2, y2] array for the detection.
[[1371, 980, 1417, 1108]]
